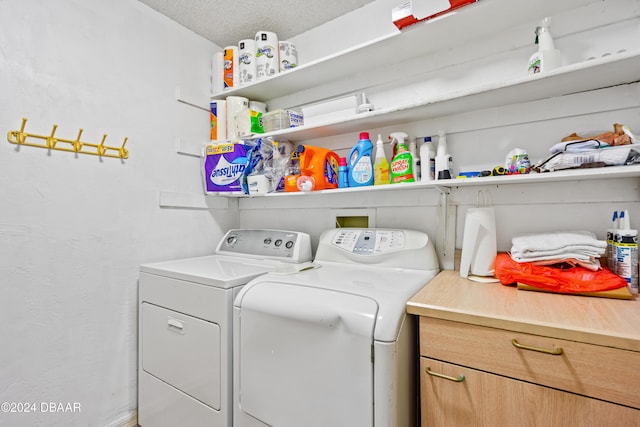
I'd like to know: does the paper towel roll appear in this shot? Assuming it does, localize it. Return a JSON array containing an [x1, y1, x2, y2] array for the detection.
[[226, 96, 249, 140], [279, 41, 298, 72], [255, 31, 279, 80], [210, 100, 226, 141], [211, 52, 224, 94], [223, 46, 239, 89], [249, 101, 267, 113], [238, 39, 257, 86]]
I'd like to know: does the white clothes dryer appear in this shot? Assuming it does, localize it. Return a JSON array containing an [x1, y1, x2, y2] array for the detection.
[[138, 229, 312, 427], [233, 228, 439, 427]]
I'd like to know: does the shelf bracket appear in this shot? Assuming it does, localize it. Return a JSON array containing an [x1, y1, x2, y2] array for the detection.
[[436, 190, 456, 270], [434, 185, 451, 195]]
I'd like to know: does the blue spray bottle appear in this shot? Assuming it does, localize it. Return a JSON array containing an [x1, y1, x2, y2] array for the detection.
[[347, 132, 374, 187]]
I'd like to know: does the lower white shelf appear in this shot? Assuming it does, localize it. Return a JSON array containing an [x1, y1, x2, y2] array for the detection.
[[212, 164, 640, 198]]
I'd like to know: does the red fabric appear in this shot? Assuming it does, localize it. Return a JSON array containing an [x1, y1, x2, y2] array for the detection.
[[494, 253, 628, 293]]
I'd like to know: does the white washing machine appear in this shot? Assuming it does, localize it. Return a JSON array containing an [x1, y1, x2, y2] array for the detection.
[[233, 228, 440, 427], [138, 229, 312, 427]]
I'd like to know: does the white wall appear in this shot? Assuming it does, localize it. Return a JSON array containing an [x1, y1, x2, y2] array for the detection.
[[0, 1, 235, 425], [0, 0, 638, 425]]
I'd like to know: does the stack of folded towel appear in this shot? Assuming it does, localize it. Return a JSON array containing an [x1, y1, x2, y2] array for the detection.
[[510, 230, 607, 270]]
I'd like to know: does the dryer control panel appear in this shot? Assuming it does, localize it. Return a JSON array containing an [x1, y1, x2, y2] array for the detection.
[[216, 229, 312, 263]]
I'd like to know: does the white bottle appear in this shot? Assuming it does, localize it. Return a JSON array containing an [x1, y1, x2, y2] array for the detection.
[[419, 136, 435, 181], [435, 130, 453, 180], [409, 139, 420, 181], [614, 210, 638, 295], [527, 17, 563, 74]]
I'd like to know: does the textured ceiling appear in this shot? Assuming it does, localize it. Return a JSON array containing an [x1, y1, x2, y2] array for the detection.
[[137, 0, 376, 48]]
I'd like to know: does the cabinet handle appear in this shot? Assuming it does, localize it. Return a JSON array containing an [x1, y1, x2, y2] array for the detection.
[[511, 338, 563, 355], [425, 366, 465, 382]]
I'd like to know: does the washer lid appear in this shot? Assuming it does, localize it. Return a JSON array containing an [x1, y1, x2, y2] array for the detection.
[[140, 255, 278, 289], [236, 263, 436, 341]]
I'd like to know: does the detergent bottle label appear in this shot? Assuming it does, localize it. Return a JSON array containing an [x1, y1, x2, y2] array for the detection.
[[325, 157, 338, 185], [350, 155, 372, 184], [391, 158, 409, 174], [390, 152, 415, 183]]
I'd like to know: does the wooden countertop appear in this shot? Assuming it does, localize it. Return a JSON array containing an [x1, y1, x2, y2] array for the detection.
[[407, 270, 640, 352]]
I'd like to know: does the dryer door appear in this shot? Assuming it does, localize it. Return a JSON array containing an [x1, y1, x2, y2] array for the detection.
[[238, 281, 378, 427], [141, 302, 221, 409]]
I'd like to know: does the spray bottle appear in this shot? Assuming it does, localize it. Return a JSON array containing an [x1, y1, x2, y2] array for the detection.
[[614, 209, 638, 294], [527, 17, 563, 74], [373, 134, 389, 185], [347, 132, 374, 187], [435, 130, 453, 180], [389, 132, 415, 183]]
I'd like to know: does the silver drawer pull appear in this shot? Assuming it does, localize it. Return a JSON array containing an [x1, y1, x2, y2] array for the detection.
[[512, 338, 563, 355], [425, 366, 465, 382]]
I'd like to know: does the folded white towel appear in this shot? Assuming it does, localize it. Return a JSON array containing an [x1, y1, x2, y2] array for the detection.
[[511, 230, 606, 254], [511, 252, 595, 262], [511, 245, 606, 259]]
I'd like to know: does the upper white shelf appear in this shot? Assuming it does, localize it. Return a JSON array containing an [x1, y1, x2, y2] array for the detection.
[[258, 51, 640, 142], [212, 0, 603, 103]]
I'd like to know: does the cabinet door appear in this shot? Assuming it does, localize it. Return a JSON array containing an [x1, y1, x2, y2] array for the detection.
[[420, 357, 639, 427]]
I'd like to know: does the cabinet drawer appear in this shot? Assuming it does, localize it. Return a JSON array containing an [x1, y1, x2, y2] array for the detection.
[[420, 357, 640, 427], [419, 317, 640, 409]]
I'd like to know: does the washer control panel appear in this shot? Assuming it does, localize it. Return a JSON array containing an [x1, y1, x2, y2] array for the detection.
[[331, 229, 406, 254], [216, 229, 312, 263], [316, 228, 439, 271]]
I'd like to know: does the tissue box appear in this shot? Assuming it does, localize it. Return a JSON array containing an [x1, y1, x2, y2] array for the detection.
[[203, 142, 249, 193]]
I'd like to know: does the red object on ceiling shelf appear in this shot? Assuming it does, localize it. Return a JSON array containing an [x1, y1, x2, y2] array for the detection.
[[392, 0, 478, 30]]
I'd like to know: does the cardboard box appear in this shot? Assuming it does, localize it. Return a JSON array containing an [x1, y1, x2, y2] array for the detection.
[[392, 0, 477, 30]]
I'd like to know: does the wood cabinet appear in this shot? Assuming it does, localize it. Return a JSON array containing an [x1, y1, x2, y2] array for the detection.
[[407, 271, 640, 427]]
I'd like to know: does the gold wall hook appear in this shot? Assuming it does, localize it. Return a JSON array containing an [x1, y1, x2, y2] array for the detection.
[[7, 118, 129, 160], [97, 134, 107, 156], [119, 137, 129, 159], [47, 124, 58, 148], [73, 129, 84, 152]]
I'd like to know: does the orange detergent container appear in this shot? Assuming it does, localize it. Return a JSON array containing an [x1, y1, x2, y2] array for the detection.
[[285, 144, 339, 191]]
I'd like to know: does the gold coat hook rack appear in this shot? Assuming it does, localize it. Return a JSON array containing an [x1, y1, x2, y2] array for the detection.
[[7, 118, 129, 159]]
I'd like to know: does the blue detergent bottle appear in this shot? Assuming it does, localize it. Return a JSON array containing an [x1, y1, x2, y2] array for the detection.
[[347, 132, 374, 187]]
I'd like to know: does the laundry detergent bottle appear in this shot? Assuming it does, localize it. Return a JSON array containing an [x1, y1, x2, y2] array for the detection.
[[347, 132, 374, 187], [389, 132, 415, 183]]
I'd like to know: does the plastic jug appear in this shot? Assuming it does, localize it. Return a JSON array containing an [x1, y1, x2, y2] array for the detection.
[[297, 144, 339, 190], [338, 157, 349, 188], [347, 132, 374, 187]]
